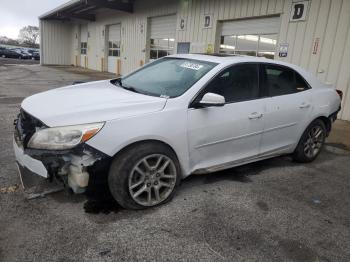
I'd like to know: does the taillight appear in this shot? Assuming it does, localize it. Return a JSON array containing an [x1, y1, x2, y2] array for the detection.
[[336, 89, 343, 100]]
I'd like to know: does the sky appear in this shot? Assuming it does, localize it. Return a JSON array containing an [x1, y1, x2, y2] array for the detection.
[[0, 0, 68, 39]]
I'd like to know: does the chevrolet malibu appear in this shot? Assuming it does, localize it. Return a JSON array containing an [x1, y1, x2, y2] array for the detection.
[[13, 54, 342, 209]]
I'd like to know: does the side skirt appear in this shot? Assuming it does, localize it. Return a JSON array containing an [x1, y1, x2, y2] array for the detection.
[[192, 145, 292, 175]]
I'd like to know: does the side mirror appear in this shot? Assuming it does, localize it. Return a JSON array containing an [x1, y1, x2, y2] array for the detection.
[[195, 93, 225, 108]]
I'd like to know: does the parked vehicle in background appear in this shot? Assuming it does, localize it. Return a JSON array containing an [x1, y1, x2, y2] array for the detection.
[[27, 49, 40, 60], [0, 48, 24, 59], [31, 51, 40, 60], [21, 49, 34, 59], [0, 47, 5, 56], [13, 54, 342, 210], [11, 49, 31, 59]]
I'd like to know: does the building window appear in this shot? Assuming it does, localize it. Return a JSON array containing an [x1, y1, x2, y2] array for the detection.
[[219, 34, 277, 59], [81, 42, 87, 55], [108, 41, 120, 57], [150, 38, 174, 60]]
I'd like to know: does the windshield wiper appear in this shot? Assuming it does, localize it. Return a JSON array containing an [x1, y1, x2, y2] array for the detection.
[[111, 78, 162, 97], [112, 78, 141, 94], [113, 78, 123, 87], [122, 85, 142, 94]]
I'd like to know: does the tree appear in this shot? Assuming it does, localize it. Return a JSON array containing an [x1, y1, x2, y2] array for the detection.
[[18, 26, 39, 47], [0, 36, 20, 46]]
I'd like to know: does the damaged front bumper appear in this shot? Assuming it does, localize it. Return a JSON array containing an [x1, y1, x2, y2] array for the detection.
[[13, 111, 111, 194], [13, 134, 110, 193]]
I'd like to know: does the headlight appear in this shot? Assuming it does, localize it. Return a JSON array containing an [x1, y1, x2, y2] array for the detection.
[[27, 122, 104, 150]]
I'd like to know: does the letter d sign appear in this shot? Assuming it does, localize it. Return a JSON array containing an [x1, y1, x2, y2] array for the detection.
[[290, 1, 309, 22]]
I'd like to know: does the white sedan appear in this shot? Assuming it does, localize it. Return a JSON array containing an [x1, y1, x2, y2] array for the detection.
[[14, 54, 342, 209]]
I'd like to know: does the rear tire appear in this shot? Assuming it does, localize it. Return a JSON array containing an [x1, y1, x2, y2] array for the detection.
[[293, 119, 326, 163], [108, 142, 181, 210]]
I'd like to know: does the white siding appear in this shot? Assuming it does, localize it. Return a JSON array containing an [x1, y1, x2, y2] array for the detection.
[[87, 22, 98, 70], [89, 0, 178, 74], [40, 20, 73, 65], [40, 0, 350, 120], [70, 24, 80, 66], [175, 0, 284, 53], [277, 0, 350, 120]]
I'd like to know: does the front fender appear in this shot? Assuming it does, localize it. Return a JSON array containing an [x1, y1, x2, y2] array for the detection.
[[86, 110, 191, 177]]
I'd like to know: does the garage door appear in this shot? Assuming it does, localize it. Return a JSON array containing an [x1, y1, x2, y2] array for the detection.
[[149, 15, 176, 61], [220, 16, 280, 59], [107, 24, 121, 74], [80, 24, 88, 68]]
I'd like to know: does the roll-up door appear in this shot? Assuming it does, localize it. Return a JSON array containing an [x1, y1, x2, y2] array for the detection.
[[107, 24, 121, 74], [220, 16, 280, 59], [221, 16, 280, 36], [149, 15, 176, 60]]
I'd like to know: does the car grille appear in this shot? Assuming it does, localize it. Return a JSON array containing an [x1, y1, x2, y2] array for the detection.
[[15, 109, 46, 148]]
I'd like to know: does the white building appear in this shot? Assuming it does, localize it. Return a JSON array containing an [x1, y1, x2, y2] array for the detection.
[[39, 0, 350, 121]]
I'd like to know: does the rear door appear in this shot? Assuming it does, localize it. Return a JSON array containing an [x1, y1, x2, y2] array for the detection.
[[188, 63, 266, 172], [259, 63, 312, 155]]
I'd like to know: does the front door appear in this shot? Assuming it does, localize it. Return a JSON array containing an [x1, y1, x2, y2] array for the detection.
[[187, 63, 266, 172], [259, 63, 313, 155]]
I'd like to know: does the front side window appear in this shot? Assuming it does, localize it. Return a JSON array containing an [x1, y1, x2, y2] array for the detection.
[[203, 64, 259, 103], [80, 42, 87, 55], [120, 58, 217, 97], [108, 41, 120, 57], [150, 38, 175, 60], [261, 64, 310, 96]]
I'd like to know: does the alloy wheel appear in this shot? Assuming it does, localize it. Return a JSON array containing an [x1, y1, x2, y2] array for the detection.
[[304, 125, 325, 158], [128, 154, 177, 206]]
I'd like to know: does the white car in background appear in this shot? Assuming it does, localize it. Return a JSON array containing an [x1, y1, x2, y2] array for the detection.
[[14, 54, 342, 209]]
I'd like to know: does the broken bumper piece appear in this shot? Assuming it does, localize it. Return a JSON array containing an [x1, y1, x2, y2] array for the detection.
[[13, 135, 111, 194], [14, 138, 48, 179]]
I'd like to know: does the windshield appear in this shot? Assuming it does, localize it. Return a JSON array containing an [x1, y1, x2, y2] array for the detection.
[[119, 58, 217, 98]]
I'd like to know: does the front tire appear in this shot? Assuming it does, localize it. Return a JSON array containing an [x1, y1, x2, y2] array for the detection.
[[108, 142, 181, 209], [293, 119, 326, 163]]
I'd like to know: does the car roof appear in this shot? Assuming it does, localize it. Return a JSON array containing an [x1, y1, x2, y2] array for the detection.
[[167, 53, 322, 88], [169, 53, 290, 66]]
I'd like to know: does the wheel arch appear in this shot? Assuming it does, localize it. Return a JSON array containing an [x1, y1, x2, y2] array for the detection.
[[111, 139, 186, 177], [316, 116, 331, 135], [291, 114, 331, 155], [301, 114, 331, 138], [293, 115, 329, 163]]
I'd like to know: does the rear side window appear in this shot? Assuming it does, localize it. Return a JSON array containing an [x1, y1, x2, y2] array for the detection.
[[204, 63, 259, 103], [261, 64, 310, 97], [295, 72, 310, 92]]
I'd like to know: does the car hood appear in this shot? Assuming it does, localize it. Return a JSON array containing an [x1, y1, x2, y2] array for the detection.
[[21, 80, 167, 127]]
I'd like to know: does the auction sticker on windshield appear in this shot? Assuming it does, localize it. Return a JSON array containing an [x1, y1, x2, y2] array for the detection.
[[180, 62, 204, 70]]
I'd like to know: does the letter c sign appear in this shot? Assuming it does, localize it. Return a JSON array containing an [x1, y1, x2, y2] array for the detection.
[[290, 1, 309, 22]]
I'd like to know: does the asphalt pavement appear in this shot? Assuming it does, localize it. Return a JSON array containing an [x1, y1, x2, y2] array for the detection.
[[0, 62, 349, 262]]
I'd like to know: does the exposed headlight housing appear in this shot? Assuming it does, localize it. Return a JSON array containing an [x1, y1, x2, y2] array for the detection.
[[27, 122, 104, 150]]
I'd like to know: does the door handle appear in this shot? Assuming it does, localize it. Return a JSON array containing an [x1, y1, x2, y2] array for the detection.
[[299, 102, 311, 109], [248, 112, 263, 119]]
